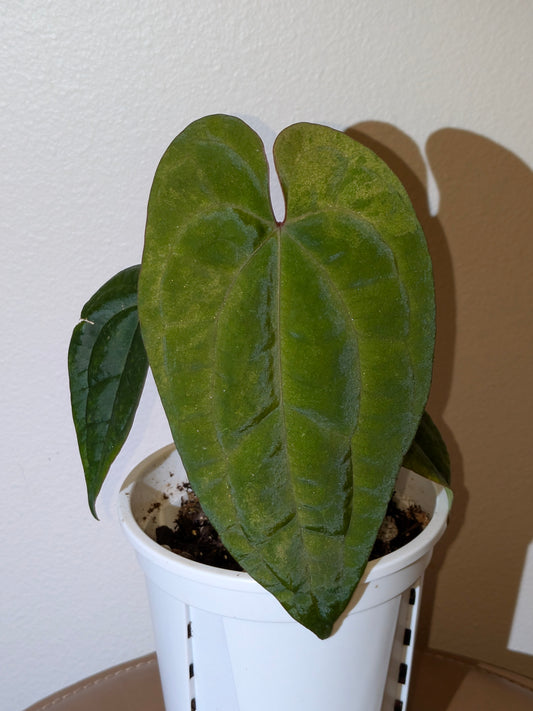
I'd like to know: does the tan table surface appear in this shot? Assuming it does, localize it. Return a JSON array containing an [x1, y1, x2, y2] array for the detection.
[[24, 649, 533, 711]]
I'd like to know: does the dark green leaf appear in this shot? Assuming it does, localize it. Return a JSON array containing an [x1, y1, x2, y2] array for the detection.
[[68, 266, 148, 517], [139, 115, 436, 637], [403, 410, 451, 487]]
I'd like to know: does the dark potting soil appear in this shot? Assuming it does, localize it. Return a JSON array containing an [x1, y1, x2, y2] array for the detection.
[[155, 484, 430, 572], [156, 483, 242, 571]]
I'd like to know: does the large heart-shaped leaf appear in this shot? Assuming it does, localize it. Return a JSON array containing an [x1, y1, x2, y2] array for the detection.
[[138, 115, 435, 637], [68, 266, 148, 517]]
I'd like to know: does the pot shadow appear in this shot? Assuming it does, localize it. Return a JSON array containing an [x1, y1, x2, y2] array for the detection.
[[345, 121, 533, 684]]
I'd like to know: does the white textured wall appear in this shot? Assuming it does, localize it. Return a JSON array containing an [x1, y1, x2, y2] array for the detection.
[[2, 2, 533, 709]]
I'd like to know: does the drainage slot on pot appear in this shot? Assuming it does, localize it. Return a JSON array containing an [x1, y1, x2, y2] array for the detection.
[[394, 700, 403, 711], [398, 662, 408, 684], [186, 613, 196, 710], [402, 628, 412, 646]]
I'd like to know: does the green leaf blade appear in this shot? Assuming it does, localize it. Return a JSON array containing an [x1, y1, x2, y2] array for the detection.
[[139, 116, 436, 638], [274, 122, 437, 631], [68, 266, 148, 516], [403, 410, 451, 487]]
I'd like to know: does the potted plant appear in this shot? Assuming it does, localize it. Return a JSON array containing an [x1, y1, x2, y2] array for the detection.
[[68, 114, 451, 711]]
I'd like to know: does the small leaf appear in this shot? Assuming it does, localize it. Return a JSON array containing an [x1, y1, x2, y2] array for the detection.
[[403, 410, 451, 487], [139, 116, 436, 637], [68, 266, 148, 517]]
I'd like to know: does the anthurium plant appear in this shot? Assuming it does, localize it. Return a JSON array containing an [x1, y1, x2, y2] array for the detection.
[[68, 114, 450, 639]]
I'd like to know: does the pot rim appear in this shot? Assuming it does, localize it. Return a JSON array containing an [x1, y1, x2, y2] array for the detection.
[[119, 443, 449, 593]]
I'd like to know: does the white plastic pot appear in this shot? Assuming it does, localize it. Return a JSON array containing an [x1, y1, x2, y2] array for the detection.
[[119, 444, 448, 711]]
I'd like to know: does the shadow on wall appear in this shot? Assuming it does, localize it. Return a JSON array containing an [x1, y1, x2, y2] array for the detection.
[[346, 122, 533, 679]]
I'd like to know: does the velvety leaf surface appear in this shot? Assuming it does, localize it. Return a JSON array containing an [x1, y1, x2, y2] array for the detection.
[[68, 266, 148, 516], [139, 115, 436, 637]]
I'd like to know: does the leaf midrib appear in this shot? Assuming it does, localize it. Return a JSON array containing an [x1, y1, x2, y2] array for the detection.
[[208, 216, 368, 595], [86, 308, 140, 464]]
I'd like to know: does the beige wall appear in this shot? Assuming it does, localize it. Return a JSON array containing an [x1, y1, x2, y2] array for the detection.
[[348, 122, 533, 678]]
